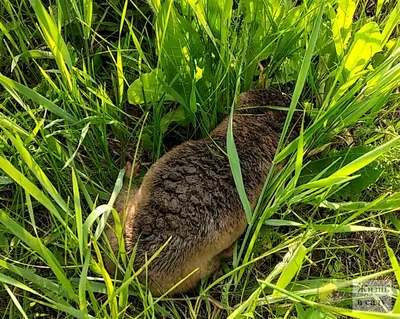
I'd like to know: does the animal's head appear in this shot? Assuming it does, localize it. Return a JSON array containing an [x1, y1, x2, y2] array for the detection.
[[238, 88, 291, 109], [237, 88, 303, 139]]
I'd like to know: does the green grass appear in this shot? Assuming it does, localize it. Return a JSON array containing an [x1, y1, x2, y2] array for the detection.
[[0, 0, 400, 317]]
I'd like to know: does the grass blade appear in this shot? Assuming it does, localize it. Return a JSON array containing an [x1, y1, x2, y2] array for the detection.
[[275, 2, 324, 162], [272, 244, 307, 296], [3, 284, 29, 319], [331, 136, 400, 177], [0, 155, 67, 227], [4, 130, 69, 213], [28, 0, 73, 88], [0, 209, 77, 302], [0, 74, 77, 123], [226, 64, 252, 223]]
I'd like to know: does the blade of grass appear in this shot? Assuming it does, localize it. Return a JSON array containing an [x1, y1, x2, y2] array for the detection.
[[272, 244, 307, 296], [0, 209, 78, 302], [0, 74, 77, 123], [62, 123, 90, 169], [226, 66, 252, 223], [275, 2, 324, 158], [28, 0, 73, 89], [72, 168, 84, 263], [4, 130, 69, 213], [3, 284, 29, 319], [0, 155, 68, 227], [331, 136, 400, 177]]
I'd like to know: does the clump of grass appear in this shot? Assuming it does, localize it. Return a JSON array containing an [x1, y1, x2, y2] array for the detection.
[[0, 0, 400, 318]]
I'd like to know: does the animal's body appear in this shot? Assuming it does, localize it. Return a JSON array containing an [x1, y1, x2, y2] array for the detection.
[[105, 89, 298, 296]]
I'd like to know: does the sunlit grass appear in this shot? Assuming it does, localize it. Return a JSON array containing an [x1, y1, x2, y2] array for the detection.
[[0, 0, 400, 317]]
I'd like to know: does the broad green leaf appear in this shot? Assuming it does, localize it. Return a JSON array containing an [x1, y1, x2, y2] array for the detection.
[[331, 0, 356, 58], [160, 105, 189, 133], [342, 22, 382, 82], [155, 0, 195, 105], [200, 0, 232, 45], [156, 0, 186, 73], [127, 71, 165, 104], [185, 0, 215, 42]]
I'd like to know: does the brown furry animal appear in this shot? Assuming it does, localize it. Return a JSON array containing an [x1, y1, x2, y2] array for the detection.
[[105, 89, 299, 296]]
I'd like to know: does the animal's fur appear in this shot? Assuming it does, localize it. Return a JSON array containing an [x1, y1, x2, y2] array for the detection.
[[105, 89, 299, 296]]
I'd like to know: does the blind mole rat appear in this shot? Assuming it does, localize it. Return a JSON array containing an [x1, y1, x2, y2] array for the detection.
[[105, 89, 299, 296]]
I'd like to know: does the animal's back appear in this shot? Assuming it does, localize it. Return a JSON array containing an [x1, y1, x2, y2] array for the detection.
[[106, 89, 296, 295], [128, 134, 246, 289]]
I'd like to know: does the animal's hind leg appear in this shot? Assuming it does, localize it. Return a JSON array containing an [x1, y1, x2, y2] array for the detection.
[[205, 255, 221, 276], [219, 244, 234, 260], [149, 255, 221, 296], [179, 256, 221, 294]]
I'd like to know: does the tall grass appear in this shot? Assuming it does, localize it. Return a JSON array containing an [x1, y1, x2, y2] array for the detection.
[[0, 0, 400, 317]]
